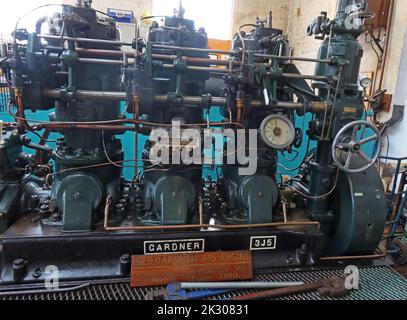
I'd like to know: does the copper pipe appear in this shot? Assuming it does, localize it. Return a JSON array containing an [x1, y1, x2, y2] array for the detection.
[[104, 221, 320, 232], [14, 89, 29, 130], [37, 129, 50, 146], [37, 123, 134, 131], [34, 129, 50, 163], [236, 99, 244, 123], [319, 254, 386, 261]]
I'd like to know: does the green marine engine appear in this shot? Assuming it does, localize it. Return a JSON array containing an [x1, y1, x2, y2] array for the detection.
[[0, 0, 387, 284]]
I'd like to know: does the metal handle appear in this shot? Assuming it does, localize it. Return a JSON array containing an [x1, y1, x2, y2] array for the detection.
[[332, 120, 381, 174]]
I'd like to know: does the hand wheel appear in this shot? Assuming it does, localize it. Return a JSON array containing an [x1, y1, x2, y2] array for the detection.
[[331, 120, 381, 174]]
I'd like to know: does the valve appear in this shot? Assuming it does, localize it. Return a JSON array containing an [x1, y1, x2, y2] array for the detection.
[[307, 11, 330, 40]]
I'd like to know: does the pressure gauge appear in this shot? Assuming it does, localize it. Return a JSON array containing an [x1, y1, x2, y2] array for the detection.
[[260, 114, 295, 150], [360, 77, 373, 89]]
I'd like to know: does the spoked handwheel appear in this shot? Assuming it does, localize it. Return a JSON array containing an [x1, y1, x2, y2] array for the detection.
[[332, 121, 381, 174]]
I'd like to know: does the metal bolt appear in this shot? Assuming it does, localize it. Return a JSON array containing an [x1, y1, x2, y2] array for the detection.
[[13, 258, 27, 268], [33, 268, 42, 279], [12, 258, 28, 282], [258, 192, 264, 198], [120, 254, 131, 275], [120, 254, 131, 263], [74, 192, 82, 200], [172, 192, 178, 198]]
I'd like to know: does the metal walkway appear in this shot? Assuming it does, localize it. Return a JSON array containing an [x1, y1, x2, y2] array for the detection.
[[0, 266, 406, 300]]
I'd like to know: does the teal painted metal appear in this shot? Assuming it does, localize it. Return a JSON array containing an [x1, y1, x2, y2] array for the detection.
[[0, 184, 20, 233], [278, 113, 317, 177], [238, 175, 279, 224], [1, 106, 140, 181], [152, 175, 195, 225], [0, 109, 58, 154], [57, 173, 104, 232], [327, 156, 387, 255]]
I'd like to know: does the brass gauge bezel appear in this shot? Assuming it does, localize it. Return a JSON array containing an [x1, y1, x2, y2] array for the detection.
[[259, 114, 295, 150]]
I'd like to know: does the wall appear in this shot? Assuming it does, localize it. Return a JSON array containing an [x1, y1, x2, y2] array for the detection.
[[71, 0, 404, 95], [232, 0, 290, 35], [287, 0, 336, 76], [63, 0, 290, 36], [379, 0, 407, 95], [385, 27, 407, 159], [286, 0, 407, 96], [62, 0, 152, 18]]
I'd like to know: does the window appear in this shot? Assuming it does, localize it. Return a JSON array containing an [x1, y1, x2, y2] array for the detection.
[[152, 0, 233, 40], [0, 0, 61, 40]]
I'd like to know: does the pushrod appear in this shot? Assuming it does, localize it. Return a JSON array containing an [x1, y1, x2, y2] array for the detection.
[[254, 53, 333, 64], [151, 43, 235, 55], [75, 58, 333, 81], [38, 34, 131, 46], [76, 48, 333, 67]]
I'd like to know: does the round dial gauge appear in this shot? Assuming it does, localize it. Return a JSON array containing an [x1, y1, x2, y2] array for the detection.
[[260, 114, 295, 149], [360, 77, 373, 89]]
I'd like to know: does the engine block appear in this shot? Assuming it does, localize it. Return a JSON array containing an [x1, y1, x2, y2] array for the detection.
[[0, 0, 388, 284]]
